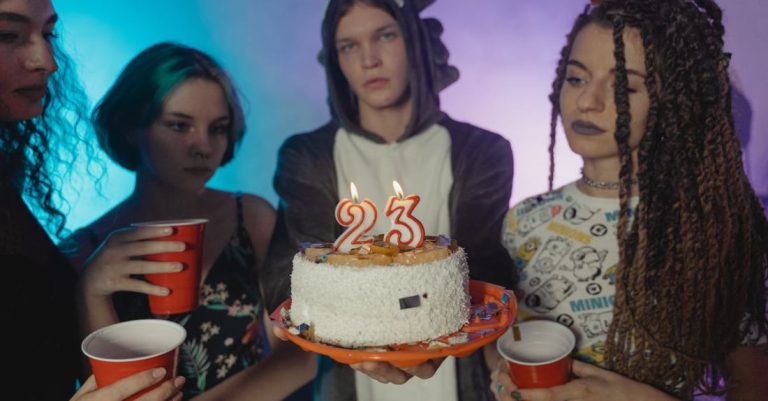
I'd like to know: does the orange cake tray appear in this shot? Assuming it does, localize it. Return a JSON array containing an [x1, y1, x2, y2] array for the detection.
[[270, 280, 517, 368]]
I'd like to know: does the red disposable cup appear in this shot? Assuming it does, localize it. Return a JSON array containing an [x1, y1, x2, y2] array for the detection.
[[497, 320, 576, 389], [132, 219, 207, 315], [81, 319, 187, 401]]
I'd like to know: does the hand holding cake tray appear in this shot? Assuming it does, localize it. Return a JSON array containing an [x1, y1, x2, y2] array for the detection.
[[270, 182, 516, 367]]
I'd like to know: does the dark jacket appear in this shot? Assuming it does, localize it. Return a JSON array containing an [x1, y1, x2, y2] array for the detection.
[[2, 183, 82, 401]]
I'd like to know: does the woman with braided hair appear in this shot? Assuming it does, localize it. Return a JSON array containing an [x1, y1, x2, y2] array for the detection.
[[489, 0, 768, 400]]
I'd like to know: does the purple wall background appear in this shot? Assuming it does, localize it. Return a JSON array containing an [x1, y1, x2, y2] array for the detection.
[[55, 0, 767, 231]]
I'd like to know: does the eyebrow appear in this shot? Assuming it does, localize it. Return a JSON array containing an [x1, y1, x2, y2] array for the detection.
[[165, 112, 230, 122], [375, 23, 399, 33], [567, 59, 646, 78], [335, 23, 399, 44], [165, 112, 193, 120], [0, 12, 58, 26]]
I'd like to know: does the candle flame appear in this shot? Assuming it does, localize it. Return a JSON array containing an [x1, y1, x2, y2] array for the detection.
[[350, 182, 359, 203], [392, 180, 404, 199]]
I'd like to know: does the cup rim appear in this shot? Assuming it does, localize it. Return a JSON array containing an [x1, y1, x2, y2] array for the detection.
[[131, 219, 209, 227], [497, 320, 575, 366], [81, 319, 187, 363]]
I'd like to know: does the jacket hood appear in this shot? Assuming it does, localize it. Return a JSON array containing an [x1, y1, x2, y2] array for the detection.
[[319, 0, 459, 143]]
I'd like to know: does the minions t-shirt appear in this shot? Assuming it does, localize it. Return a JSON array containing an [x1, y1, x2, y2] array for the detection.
[[502, 181, 767, 368], [502, 181, 633, 364]]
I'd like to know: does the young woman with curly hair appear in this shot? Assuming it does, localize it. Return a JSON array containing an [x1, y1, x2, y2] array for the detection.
[[1, 0, 184, 399], [489, 0, 768, 400]]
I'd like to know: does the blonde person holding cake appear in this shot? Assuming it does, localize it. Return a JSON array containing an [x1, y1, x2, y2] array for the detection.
[[63, 43, 315, 400], [263, 0, 515, 400], [489, 1, 768, 400]]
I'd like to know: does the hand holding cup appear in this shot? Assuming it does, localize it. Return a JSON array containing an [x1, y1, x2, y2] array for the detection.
[[81, 319, 186, 401], [79, 226, 188, 303], [130, 219, 208, 315], [70, 370, 185, 401]]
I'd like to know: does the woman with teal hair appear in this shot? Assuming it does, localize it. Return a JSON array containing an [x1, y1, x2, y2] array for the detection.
[[64, 42, 315, 400]]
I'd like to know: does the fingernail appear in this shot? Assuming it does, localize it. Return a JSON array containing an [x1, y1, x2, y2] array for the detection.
[[159, 288, 170, 296], [162, 227, 173, 234], [177, 242, 186, 251], [152, 367, 166, 378], [511, 391, 523, 401], [512, 325, 521, 341], [174, 376, 186, 387], [173, 263, 184, 271]]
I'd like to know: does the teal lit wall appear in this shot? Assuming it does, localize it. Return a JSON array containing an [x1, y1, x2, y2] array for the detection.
[[54, 0, 332, 232]]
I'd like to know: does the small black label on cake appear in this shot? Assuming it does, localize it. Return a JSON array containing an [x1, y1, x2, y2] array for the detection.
[[399, 295, 421, 309]]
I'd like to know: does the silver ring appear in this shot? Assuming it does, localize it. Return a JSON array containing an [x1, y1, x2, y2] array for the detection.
[[495, 382, 504, 394]]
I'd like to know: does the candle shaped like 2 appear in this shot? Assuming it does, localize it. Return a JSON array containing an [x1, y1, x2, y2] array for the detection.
[[384, 181, 425, 248], [334, 182, 378, 253]]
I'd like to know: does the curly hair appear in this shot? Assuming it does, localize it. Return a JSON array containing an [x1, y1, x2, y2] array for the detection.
[[548, 0, 768, 398], [1, 37, 92, 241]]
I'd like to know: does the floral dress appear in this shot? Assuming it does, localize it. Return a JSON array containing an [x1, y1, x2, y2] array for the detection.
[[75, 194, 266, 399], [169, 219, 266, 398]]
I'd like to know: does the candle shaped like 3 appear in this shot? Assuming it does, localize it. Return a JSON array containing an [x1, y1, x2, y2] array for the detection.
[[334, 182, 378, 253], [384, 181, 425, 248]]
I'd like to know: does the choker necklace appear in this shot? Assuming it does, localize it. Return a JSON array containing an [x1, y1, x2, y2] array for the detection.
[[580, 169, 637, 191]]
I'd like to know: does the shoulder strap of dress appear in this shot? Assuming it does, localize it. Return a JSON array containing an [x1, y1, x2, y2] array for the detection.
[[235, 191, 245, 231], [231, 192, 261, 301]]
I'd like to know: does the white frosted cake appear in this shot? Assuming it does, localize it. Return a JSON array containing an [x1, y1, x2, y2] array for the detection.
[[289, 237, 470, 348]]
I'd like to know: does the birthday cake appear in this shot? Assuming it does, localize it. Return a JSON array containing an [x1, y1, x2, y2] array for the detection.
[[288, 236, 470, 348]]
